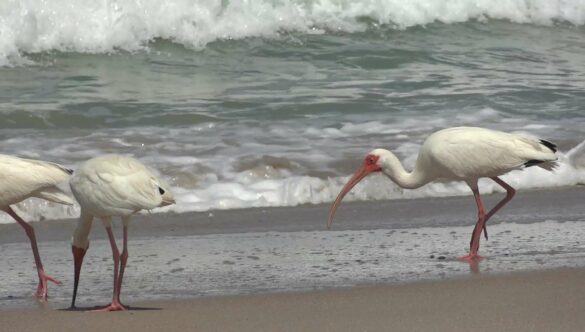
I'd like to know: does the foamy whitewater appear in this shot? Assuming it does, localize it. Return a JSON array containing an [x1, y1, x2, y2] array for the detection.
[[1, 0, 585, 66], [1, 0, 585, 223]]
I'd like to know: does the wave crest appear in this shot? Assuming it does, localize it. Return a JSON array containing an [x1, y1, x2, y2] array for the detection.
[[1, 0, 584, 66]]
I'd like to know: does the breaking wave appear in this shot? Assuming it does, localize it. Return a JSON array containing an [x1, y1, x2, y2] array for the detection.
[[1, 0, 584, 66]]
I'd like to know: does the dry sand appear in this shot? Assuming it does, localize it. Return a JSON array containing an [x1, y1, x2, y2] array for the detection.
[[1, 267, 584, 332]]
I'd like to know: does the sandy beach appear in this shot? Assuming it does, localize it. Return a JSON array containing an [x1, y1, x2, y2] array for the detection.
[[2, 3, 585, 330], [1, 267, 584, 332], [1, 186, 585, 331]]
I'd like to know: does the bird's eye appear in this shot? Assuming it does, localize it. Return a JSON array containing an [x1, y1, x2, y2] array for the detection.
[[158, 187, 165, 195]]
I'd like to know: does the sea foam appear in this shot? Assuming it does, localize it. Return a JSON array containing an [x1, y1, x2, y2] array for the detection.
[[1, 0, 584, 66], [3, 138, 585, 224]]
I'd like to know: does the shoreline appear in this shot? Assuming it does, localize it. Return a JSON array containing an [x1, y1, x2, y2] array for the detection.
[[1, 186, 585, 312], [2, 267, 585, 332], [2, 185, 585, 243]]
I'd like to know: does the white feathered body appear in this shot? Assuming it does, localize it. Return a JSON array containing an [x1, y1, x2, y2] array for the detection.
[[0, 154, 74, 207], [70, 154, 174, 217], [413, 127, 557, 183]]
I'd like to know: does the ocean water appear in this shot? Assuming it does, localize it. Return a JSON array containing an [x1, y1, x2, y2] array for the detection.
[[1, 0, 585, 223]]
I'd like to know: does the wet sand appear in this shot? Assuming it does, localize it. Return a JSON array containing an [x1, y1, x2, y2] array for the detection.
[[2, 185, 585, 241], [1, 186, 585, 328], [2, 267, 585, 332]]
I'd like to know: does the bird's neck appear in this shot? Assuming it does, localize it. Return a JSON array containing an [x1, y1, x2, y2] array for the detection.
[[72, 212, 93, 249], [380, 153, 428, 189]]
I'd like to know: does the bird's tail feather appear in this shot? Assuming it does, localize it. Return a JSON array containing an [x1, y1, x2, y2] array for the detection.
[[34, 187, 75, 205], [537, 160, 558, 171], [524, 159, 558, 171]]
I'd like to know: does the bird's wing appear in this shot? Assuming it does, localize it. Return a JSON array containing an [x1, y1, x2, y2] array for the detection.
[[511, 135, 557, 159], [21, 158, 74, 176], [508, 134, 558, 170], [0, 154, 73, 205], [98, 170, 162, 212], [430, 131, 547, 178], [76, 156, 163, 213]]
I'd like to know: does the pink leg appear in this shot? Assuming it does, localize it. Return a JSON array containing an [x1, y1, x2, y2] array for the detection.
[[481, 177, 516, 240], [90, 226, 127, 312], [115, 225, 129, 306], [459, 177, 516, 263], [3, 207, 60, 300], [459, 188, 486, 262]]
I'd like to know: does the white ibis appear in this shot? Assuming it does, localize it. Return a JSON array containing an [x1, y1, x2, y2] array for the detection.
[[327, 127, 558, 261], [69, 154, 175, 311], [0, 154, 74, 300]]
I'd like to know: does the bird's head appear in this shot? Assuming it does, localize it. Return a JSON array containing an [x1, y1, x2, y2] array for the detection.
[[327, 149, 387, 229]]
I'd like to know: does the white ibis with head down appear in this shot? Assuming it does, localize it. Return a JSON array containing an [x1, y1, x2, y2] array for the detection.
[[327, 127, 558, 261], [0, 154, 74, 300], [69, 154, 175, 311]]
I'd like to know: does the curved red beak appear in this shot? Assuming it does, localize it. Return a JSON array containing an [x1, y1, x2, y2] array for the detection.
[[327, 160, 380, 229], [71, 245, 87, 309]]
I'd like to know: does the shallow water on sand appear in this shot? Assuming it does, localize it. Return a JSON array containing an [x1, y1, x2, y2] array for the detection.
[[2, 219, 585, 309]]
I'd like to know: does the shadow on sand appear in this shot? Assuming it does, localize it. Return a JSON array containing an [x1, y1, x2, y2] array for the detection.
[[59, 305, 162, 312]]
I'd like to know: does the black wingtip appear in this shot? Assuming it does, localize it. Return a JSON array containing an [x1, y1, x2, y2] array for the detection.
[[66, 168, 74, 175], [540, 139, 557, 153], [524, 159, 544, 167]]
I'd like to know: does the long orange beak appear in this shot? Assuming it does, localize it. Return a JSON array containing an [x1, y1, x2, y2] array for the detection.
[[71, 245, 87, 309], [327, 164, 374, 229]]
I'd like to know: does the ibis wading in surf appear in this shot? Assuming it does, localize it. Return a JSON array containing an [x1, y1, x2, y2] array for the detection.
[[0, 154, 74, 300], [327, 127, 558, 261], [69, 154, 175, 311]]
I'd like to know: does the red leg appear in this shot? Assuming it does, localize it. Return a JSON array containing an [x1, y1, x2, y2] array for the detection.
[[459, 188, 486, 262], [90, 225, 127, 312], [481, 177, 516, 240], [3, 206, 60, 300]]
